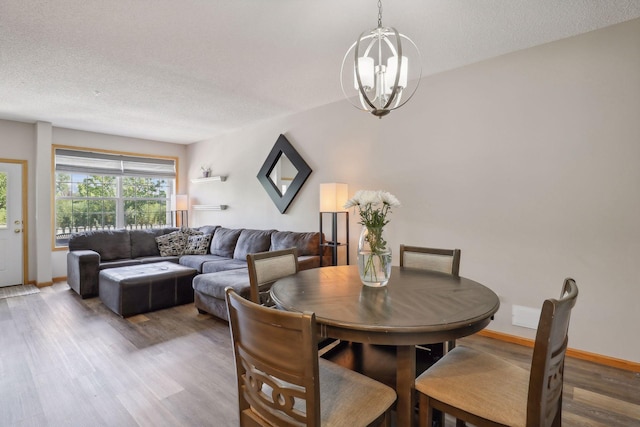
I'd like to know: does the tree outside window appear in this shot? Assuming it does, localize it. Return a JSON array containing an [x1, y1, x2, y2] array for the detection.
[[0, 172, 6, 228], [55, 173, 173, 246]]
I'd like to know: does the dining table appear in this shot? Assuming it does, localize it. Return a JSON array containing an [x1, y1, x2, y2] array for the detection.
[[270, 265, 500, 427]]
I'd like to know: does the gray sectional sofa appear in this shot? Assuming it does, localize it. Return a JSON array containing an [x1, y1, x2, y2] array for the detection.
[[190, 228, 328, 320], [67, 227, 183, 298], [67, 225, 329, 319]]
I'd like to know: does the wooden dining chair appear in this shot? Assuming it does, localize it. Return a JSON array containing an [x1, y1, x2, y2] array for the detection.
[[399, 244, 461, 277], [225, 288, 397, 427], [415, 278, 579, 427], [247, 248, 298, 306], [400, 244, 461, 355], [248, 248, 338, 353]]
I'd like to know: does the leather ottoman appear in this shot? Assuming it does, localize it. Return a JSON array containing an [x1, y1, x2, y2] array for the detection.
[[99, 262, 197, 317]]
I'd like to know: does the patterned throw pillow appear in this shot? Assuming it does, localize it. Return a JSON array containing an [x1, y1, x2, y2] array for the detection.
[[181, 227, 204, 236], [182, 234, 213, 255], [155, 231, 188, 256]]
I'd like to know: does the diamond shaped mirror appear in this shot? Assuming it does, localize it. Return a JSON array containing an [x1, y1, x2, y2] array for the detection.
[[257, 134, 312, 214]]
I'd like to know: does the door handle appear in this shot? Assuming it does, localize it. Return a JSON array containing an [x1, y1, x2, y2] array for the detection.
[[14, 229, 22, 233], [14, 220, 21, 225]]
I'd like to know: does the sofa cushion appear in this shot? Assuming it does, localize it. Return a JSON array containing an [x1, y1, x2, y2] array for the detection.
[[233, 229, 275, 260], [69, 229, 132, 261], [193, 269, 250, 300], [202, 259, 247, 274], [130, 228, 178, 258], [271, 231, 320, 256], [209, 227, 242, 257], [156, 231, 188, 256], [183, 234, 213, 255], [179, 254, 229, 273]]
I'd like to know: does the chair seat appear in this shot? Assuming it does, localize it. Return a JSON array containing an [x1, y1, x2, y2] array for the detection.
[[254, 358, 396, 427], [414, 346, 529, 427], [317, 359, 396, 426]]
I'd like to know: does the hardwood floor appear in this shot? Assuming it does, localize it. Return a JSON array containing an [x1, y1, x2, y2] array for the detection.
[[0, 282, 638, 426]]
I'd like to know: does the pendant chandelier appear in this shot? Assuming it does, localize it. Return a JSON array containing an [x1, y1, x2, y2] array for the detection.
[[340, 0, 422, 118]]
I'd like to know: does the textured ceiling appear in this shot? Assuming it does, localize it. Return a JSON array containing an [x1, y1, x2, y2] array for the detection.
[[1, 0, 639, 144]]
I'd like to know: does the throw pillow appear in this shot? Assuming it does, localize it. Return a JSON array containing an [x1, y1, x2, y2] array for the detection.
[[182, 234, 213, 255], [181, 227, 204, 236], [155, 231, 188, 256]]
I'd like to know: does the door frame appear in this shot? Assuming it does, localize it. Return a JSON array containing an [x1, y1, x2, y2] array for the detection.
[[0, 158, 28, 286]]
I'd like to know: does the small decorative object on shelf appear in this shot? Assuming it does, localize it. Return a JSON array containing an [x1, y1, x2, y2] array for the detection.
[[200, 165, 212, 177], [344, 190, 400, 287]]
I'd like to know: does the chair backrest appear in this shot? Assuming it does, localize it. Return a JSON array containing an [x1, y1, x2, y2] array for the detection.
[[247, 248, 299, 305], [527, 278, 579, 426], [225, 288, 320, 427], [399, 244, 461, 276]]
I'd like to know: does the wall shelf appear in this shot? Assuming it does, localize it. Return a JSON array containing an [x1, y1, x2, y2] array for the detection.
[[190, 175, 226, 183], [193, 204, 227, 211]]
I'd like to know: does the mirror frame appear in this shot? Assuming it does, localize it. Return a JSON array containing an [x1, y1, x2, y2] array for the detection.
[[257, 134, 312, 214]]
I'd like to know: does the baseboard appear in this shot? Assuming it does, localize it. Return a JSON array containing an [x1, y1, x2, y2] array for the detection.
[[34, 277, 67, 287], [477, 330, 640, 373]]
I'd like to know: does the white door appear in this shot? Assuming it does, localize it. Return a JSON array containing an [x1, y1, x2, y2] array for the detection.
[[0, 162, 24, 287]]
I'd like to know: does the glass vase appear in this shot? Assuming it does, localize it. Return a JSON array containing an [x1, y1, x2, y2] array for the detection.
[[357, 226, 392, 287]]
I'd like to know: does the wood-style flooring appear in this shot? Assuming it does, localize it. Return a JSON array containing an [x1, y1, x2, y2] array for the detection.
[[0, 282, 638, 426]]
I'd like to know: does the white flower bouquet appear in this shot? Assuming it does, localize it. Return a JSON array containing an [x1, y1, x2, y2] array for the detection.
[[344, 190, 400, 286]]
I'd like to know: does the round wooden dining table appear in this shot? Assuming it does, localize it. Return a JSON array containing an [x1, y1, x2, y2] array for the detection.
[[270, 265, 500, 427]]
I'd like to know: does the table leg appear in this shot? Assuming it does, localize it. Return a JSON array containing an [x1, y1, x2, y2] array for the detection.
[[396, 345, 416, 427]]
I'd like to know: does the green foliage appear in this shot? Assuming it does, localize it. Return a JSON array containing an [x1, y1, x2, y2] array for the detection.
[[77, 175, 117, 197], [0, 172, 6, 207], [55, 173, 170, 233], [0, 172, 5, 225], [122, 177, 167, 198], [55, 173, 72, 197]]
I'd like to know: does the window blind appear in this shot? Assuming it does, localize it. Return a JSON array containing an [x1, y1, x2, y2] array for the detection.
[[55, 149, 176, 178]]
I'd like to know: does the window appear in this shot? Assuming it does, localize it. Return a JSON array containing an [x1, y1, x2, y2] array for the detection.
[[54, 148, 176, 246]]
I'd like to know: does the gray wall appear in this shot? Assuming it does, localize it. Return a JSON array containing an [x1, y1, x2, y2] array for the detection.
[[187, 19, 640, 362]]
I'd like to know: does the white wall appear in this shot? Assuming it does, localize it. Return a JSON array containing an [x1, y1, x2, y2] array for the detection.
[[187, 19, 640, 362]]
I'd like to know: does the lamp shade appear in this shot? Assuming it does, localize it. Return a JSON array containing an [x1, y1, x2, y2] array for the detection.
[[319, 183, 348, 212], [384, 55, 408, 94], [354, 56, 374, 90], [170, 194, 189, 211]]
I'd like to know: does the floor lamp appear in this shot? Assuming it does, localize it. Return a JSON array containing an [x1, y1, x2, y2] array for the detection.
[[171, 194, 189, 228], [319, 183, 349, 266]]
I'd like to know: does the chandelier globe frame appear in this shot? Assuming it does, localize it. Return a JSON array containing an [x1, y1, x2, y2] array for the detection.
[[340, 1, 422, 118]]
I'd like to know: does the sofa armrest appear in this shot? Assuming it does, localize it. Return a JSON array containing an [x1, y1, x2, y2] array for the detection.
[[67, 250, 100, 298]]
